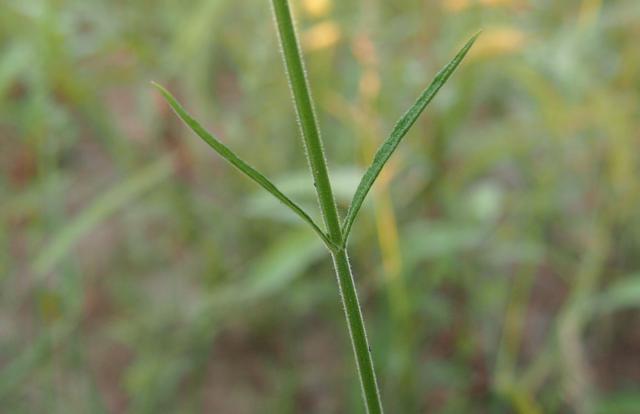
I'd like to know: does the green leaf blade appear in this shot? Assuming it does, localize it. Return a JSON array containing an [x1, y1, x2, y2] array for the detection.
[[152, 82, 339, 252], [340, 33, 480, 247]]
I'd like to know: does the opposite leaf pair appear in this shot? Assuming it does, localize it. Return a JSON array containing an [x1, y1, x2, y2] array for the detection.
[[152, 32, 479, 253]]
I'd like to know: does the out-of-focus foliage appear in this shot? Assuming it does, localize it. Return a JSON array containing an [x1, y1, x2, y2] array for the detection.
[[1, 0, 639, 412]]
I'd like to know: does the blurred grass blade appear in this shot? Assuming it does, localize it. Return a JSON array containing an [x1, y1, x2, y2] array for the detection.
[[152, 82, 338, 252], [206, 230, 325, 306], [128, 230, 324, 412], [340, 33, 480, 247], [34, 157, 173, 277], [0, 319, 76, 400], [593, 273, 640, 314]]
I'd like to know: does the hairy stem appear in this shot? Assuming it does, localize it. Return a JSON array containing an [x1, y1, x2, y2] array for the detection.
[[270, 0, 383, 412], [330, 250, 384, 413]]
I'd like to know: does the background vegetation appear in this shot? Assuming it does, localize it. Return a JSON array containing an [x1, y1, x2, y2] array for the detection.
[[1, 0, 639, 412]]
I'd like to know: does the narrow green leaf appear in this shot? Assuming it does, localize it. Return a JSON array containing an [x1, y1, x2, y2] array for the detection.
[[340, 33, 480, 247], [152, 82, 339, 252]]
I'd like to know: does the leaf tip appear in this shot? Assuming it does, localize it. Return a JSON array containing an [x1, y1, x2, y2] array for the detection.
[[149, 80, 160, 89], [466, 30, 482, 49], [150, 81, 171, 98]]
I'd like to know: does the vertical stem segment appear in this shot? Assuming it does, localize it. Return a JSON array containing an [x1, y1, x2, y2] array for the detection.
[[270, 1, 384, 412], [331, 250, 384, 414], [270, 0, 341, 241]]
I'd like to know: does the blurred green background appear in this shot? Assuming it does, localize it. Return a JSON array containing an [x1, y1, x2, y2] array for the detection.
[[1, 0, 640, 412]]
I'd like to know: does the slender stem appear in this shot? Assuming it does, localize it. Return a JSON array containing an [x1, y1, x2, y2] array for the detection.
[[331, 250, 384, 414], [270, 0, 341, 242], [270, 1, 384, 412]]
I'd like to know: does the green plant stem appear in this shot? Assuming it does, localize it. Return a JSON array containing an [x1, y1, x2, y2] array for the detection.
[[270, 0, 341, 242], [331, 249, 384, 414], [270, 0, 383, 412]]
